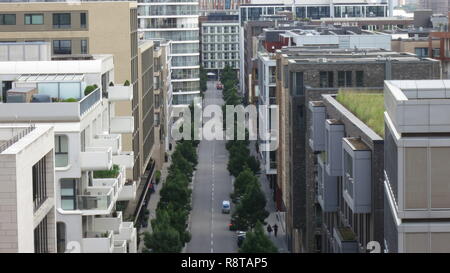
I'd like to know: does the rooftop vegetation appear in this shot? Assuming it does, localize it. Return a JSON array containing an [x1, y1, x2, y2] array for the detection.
[[336, 90, 384, 138]]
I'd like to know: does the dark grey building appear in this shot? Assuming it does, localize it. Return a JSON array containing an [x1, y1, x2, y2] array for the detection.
[[276, 48, 441, 252]]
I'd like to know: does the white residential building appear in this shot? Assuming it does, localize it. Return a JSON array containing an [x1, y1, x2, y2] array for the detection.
[[201, 21, 240, 76], [138, 0, 200, 106], [0, 124, 55, 253], [0, 53, 137, 253]]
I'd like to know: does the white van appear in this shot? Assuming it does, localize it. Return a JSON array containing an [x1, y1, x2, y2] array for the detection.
[[222, 200, 231, 214]]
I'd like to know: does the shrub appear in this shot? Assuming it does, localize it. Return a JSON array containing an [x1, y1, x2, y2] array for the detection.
[[62, 98, 78, 102], [93, 164, 120, 178], [84, 85, 97, 96], [124, 80, 130, 86], [155, 170, 161, 184]]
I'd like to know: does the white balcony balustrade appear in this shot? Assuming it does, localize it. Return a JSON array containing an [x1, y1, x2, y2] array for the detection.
[[80, 147, 113, 171], [113, 151, 134, 169], [91, 134, 122, 155], [118, 180, 137, 201], [107, 85, 133, 102], [113, 240, 127, 253], [110, 116, 134, 134], [82, 230, 114, 253]]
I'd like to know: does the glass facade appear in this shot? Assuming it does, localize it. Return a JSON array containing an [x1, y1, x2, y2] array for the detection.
[[138, 0, 200, 105]]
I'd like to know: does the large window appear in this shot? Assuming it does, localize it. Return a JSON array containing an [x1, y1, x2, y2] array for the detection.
[[80, 13, 87, 28], [60, 179, 77, 210], [53, 40, 71, 55], [32, 156, 47, 210], [25, 14, 43, 25], [34, 216, 49, 253], [81, 39, 88, 54], [338, 71, 352, 87], [0, 14, 15, 25], [56, 222, 66, 253], [53, 13, 71, 28], [319, 71, 334, 88], [415, 47, 429, 58], [55, 135, 69, 168]]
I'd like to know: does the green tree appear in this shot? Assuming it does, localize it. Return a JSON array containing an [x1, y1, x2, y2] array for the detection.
[[232, 167, 258, 202], [144, 210, 183, 253], [246, 156, 261, 175], [239, 222, 278, 253], [200, 66, 208, 94], [232, 183, 269, 230], [176, 140, 198, 167]]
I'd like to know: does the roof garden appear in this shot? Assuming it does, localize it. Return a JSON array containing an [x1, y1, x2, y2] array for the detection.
[[336, 90, 384, 138]]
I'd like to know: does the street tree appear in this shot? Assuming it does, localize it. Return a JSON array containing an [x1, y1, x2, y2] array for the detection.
[[239, 222, 278, 253]]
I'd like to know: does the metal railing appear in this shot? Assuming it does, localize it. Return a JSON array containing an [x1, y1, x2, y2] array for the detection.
[[0, 125, 35, 153], [79, 88, 101, 117]]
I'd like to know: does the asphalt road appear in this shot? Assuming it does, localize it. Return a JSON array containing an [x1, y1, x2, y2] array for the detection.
[[186, 81, 237, 253]]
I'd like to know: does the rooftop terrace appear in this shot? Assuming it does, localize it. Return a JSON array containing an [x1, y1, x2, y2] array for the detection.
[[336, 90, 385, 137]]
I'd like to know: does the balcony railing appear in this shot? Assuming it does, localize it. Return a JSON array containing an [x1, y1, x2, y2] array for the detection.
[[92, 134, 122, 155], [77, 187, 114, 211], [80, 88, 101, 116], [83, 230, 114, 253], [0, 125, 35, 153]]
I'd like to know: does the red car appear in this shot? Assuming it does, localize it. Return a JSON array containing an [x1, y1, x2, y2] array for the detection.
[[216, 82, 223, 90]]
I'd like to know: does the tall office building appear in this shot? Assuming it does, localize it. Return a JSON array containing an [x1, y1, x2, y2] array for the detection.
[[138, 0, 200, 105], [418, 0, 450, 14]]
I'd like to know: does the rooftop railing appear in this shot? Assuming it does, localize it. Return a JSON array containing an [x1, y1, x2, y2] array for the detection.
[[0, 125, 35, 153]]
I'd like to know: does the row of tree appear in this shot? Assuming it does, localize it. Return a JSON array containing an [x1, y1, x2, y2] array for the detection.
[[220, 65, 277, 253], [143, 139, 198, 253]]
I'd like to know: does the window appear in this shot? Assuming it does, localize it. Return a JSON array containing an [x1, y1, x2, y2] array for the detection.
[[53, 13, 71, 28], [34, 216, 49, 253], [319, 71, 333, 88], [338, 71, 352, 87], [81, 39, 88, 54], [356, 71, 364, 87], [0, 14, 15, 25], [56, 222, 66, 253], [32, 156, 47, 210], [60, 179, 77, 210], [414, 47, 428, 58], [55, 135, 69, 168], [25, 14, 44, 25], [80, 13, 86, 28], [53, 40, 71, 55]]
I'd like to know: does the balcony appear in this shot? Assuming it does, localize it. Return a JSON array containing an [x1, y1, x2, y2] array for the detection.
[[113, 240, 127, 253], [115, 221, 137, 253], [91, 134, 122, 155], [82, 230, 114, 253], [317, 153, 338, 212], [333, 227, 359, 253], [342, 138, 372, 214], [92, 211, 123, 234], [0, 87, 101, 122], [113, 151, 134, 169], [77, 187, 114, 215], [80, 147, 113, 171], [118, 181, 137, 201], [110, 116, 134, 134], [325, 119, 344, 176], [309, 101, 326, 152], [107, 85, 133, 102]]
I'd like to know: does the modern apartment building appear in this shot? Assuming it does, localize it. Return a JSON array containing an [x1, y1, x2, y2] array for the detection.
[[275, 48, 441, 252], [138, 0, 200, 105], [0, 1, 145, 180], [384, 80, 450, 253], [0, 52, 139, 253], [199, 0, 246, 12], [0, 124, 55, 253], [201, 19, 240, 76], [309, 91, 385, 253]]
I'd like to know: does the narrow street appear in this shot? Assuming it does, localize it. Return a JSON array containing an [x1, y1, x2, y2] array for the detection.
[[186, 81, 237, 253]]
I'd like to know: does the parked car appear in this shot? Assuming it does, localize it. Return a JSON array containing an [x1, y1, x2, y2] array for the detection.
[[237, 231, 246, 248], [222, 200, 230, 214], [216, 82, 223, 89]]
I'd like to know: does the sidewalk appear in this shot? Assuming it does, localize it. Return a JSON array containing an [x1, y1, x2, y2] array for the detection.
[[137, 149, 172, 252], [250, 141, 289, 253]]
